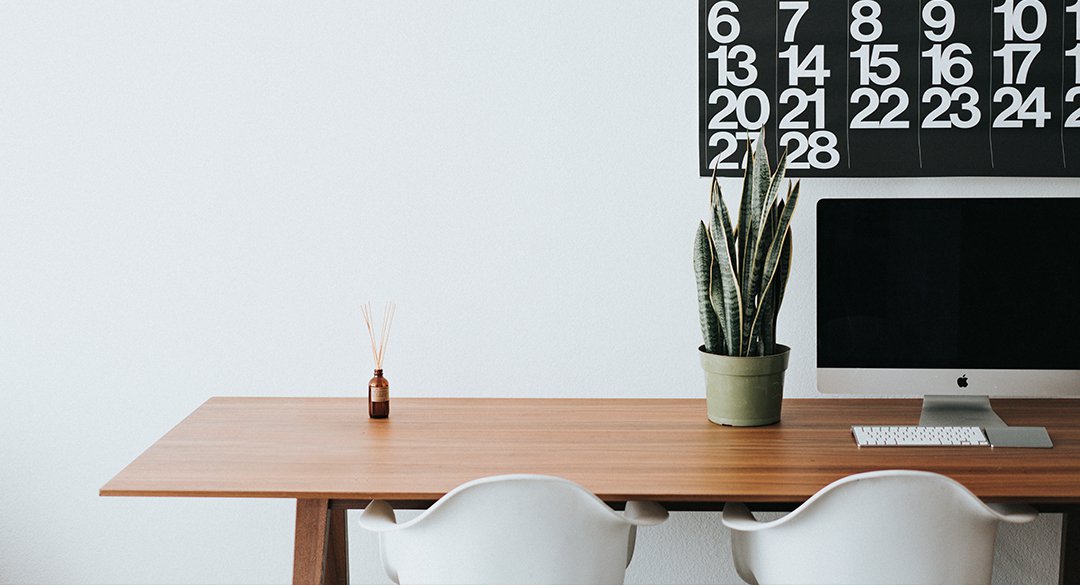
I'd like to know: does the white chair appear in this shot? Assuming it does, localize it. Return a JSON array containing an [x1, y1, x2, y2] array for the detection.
[[357, 474, 667, 585], [721, 469, 1037, 585]]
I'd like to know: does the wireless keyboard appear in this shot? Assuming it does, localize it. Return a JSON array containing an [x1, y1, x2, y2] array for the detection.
[[851, 425, 990, 447]]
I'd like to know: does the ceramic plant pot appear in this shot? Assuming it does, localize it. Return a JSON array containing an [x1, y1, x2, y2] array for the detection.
[[699, 345, 791, 427]]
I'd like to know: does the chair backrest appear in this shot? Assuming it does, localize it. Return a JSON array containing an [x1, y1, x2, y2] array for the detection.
[[723, 469, 1037, 585], [361, 474, 654, 585]]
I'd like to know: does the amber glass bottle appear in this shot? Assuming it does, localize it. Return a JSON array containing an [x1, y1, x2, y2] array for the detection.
[[369, 369, 389, 418]]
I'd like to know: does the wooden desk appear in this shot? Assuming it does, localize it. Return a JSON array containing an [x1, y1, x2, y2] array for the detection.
[[101, 397, 1080, 585]]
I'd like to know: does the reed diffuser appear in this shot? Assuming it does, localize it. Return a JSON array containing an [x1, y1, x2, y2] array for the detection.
[[361, 302, 396, 419]]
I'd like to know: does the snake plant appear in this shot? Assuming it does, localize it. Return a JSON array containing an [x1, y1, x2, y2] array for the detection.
[[694, 134, 799, 357]]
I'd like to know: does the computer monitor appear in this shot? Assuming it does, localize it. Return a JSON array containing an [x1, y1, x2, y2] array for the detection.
[[816, 197, 1080, 427]]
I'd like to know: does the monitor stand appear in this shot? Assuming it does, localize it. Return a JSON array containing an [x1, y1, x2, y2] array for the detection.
[[918, 395, 1053, 448], [918, 395, 1006, 428]]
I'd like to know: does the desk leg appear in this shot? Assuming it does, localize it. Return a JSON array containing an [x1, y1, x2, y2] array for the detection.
[[325, 508, 350, 584], [293, 499, 350, 585], [293, 499, 329, 585], [1062, 509, 1080, 585]]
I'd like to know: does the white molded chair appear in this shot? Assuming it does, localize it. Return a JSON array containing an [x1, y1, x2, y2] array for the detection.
[[722, 469, 1037, 585], [357, 474, 668, 585]]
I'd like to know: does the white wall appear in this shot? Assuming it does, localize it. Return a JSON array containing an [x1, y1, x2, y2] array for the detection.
[[0, 1, 1071, 583]]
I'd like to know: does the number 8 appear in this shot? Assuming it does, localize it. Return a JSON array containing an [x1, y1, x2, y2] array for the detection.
[[851, 0, 883, 43]]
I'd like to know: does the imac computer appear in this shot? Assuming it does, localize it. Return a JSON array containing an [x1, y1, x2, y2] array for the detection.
[[816, 197, 1080, 442]]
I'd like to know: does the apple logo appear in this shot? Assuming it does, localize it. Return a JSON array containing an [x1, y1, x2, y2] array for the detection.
[[957, 374, 969, 388]]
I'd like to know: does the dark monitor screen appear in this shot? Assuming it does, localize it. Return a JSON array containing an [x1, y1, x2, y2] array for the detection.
[[817, 197, 1080, 372]]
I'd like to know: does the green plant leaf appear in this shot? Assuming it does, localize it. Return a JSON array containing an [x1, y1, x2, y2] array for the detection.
[[739, 132, 772, 354], [710, 194, 743, 356], [747, 181, 800, 352], [756, 279, 776, 356], [711, 177, 736, 266], [736, 138, 754, 277], [774, 225, 793, 340], [694, 221, 722, 354], [758, 150, 789, 230], [749, 191, 780, 355]]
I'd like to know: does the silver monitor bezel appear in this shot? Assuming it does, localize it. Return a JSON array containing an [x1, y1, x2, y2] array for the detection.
[[817, 367, 1079, 397]]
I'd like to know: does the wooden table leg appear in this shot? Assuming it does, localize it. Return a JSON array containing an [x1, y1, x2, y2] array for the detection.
[[293, 499, 349, 585], [293, 499, 330, 585], [1061, 508, 1080, 585], [325, 508, 350, 584]]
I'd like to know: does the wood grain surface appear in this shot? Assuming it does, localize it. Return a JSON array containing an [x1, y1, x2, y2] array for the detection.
[[292, 499, 329, 585], [324, 508, 348, 584], [100, 397, 1080, 504]]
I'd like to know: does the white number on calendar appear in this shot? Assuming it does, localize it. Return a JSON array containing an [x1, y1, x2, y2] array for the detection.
[[922, 0, 956, 42], [994, 44, 1041, 85], [993, 87, 1051, 127], [922, 87, 981, 128], [779, 88, 826, 129], [708, 45, 759, 87], [708, 131, 757, 170], [994, 0, 1047, 42], [708, 88, 770, 130], [1068, 0, 1080, 40], [708, 133, 741, 170], [850, 87, 910, 129], [850, 45, 901, 86], [779, 1, 809, 43], [708, 1, 741, 43], [1066, 43, 1080, 83], [922, 43, 974, 86], [779, 45, 830, 86], [782, 131, 840, 169], [850, 0, 883, 43], [1064, 87, 1080, 127]]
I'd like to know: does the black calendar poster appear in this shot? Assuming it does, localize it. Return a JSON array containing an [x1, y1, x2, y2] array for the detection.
[[699, 0, 1080, 177]]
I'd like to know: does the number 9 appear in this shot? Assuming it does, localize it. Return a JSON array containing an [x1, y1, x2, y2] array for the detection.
[[923, 0, 956, 42]]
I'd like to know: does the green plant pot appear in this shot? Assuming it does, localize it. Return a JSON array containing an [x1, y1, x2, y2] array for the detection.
[[699, 345, 791, 427]]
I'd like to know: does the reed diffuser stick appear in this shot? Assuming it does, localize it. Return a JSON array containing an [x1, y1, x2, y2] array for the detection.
[[378, 302, 395, 368], [358, 304, 388, 369], [361, 303, 379, 366], [362, 302, 395, 369], [362, 302, 396, 419]]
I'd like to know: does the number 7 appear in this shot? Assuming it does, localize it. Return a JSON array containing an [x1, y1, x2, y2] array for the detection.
[[780, 1, 809, 43]]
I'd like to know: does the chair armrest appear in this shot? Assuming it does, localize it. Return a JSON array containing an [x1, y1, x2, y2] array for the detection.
[[722, 502, 768, 532], [988, 503, 1038, 524], [624, 500, 668, 526], [357, 500, 399, 533]]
